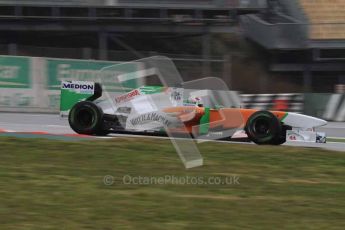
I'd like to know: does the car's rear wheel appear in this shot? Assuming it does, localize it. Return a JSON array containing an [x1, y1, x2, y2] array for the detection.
[[68, 101, 108, 135], [245, 111, 284, 145]]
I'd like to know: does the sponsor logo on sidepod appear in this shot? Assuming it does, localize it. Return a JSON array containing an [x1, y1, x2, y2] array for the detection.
[[62, 82, 94, 90], [115, 89, 141, 104], [130, 112, 171, 127]]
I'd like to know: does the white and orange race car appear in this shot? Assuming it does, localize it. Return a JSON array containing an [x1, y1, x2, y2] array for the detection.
[[60, 82, 327, 145]]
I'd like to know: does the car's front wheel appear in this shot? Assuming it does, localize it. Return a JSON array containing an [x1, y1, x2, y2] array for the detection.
[[245, 110, 284, 145]]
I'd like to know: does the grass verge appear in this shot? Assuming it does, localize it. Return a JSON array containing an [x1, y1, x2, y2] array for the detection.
[[0, 137, 344, 230]]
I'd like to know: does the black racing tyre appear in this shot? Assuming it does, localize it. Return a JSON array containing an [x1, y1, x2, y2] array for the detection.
[[68, 101, 107, 135], [270, 136, 286, 145], [269, 125, 292, 145], [245, 111, 282, 145]]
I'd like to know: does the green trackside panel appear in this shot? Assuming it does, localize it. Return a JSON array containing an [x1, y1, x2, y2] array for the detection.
[[47, 58, 141, 92], [0, 56, 30, 88], [199, 107, 210, 135], [60, 81, 95, 114], [139, 86, 164, 94]]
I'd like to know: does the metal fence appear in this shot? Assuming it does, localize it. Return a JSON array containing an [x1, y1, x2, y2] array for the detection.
[[0, 0, 267, 9], [241, 13, 345, 49]]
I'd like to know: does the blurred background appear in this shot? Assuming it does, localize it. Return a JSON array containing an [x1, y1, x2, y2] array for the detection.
[[0, 0, 344, 121]]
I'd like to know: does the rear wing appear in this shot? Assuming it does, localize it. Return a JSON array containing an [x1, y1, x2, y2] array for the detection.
[[60, 80, 102, 116]]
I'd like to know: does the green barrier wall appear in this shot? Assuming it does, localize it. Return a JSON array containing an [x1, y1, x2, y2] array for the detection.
[[0, 55, 142, 112]]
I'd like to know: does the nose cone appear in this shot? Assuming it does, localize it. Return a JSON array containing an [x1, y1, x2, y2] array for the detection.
[[283, 113, 328, 128], [318, 118, 328, 127], [310, 117, 327, 127]]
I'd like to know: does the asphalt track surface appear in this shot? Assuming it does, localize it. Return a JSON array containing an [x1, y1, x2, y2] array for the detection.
[[0, 112, 344, 152]]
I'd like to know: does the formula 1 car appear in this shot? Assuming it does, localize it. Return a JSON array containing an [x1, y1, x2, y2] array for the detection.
[[60, 80, 327, 145]]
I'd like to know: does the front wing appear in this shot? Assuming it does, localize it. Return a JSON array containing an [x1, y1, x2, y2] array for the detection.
[[231, 129, 327, 144]]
